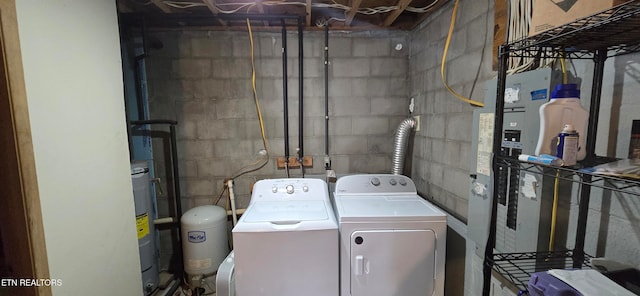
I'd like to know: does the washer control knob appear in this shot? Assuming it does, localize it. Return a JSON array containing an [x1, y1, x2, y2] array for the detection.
[[272, 186, 278, 193], [370, 178, 381, 186], [389, 179, 397, 186], [286, 185, 295, 194], [399, 178, 407, 186], [302, 185, 309, 192]]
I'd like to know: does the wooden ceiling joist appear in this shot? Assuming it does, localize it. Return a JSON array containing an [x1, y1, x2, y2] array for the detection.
[[306, 0, 313, 27], [345, 0, 363, 26], [382, 0, 412, 27]]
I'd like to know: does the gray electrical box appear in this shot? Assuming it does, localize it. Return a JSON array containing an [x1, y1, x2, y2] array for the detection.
[[468, 68, 578, 257]]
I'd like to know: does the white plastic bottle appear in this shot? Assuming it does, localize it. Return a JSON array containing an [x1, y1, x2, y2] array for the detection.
[[535, 84, 589, 161]]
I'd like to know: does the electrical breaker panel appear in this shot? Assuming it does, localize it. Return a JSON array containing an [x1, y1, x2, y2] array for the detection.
[[468, 68, 577, 256]]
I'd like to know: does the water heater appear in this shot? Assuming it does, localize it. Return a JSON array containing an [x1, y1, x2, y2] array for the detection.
[[131, 161, 159, 295], [181, 205, 229, 293]]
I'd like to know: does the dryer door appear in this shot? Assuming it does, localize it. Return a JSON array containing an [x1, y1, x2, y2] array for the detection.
[[350, 229, 436, 296]]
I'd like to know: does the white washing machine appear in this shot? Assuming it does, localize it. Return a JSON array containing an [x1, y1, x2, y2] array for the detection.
[[333, 174, 447, 296], [232, 178, 339, 296]]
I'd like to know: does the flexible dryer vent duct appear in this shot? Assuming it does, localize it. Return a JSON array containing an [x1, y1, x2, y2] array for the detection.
[[391, 117, 417, 175]]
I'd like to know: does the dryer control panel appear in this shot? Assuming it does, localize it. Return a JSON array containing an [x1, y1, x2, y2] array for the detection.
[[250, 178, 329, 203], [335, 174, 416, 195]]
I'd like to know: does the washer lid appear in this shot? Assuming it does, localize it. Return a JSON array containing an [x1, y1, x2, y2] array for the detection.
[[335, 195, 446, 221], [243, 200, 329, 223]]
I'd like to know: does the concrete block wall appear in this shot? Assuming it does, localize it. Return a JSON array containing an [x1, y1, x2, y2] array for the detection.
[[145, 29, 409, 271], [409, 0, 495, 220], [409, 2, 496, 295], [146, 29, 410, 211]]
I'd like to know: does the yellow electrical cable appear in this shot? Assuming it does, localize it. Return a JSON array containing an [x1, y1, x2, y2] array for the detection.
[[216, 18, 271, 186], [247, 18, 270, 155], [549, 56, 568, 251], [440, 0, 484, 107], [560, 55, 568, 84], [223, 19, 271, 181]]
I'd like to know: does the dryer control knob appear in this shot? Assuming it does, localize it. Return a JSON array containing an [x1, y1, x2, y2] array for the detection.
[[302, 186, 309, 192], [272, 186, 278, 193], [286, 185, 295, 194], [370, 178, 381, 186], [399, 178, 407, 186], [389, 179, 397, 185]]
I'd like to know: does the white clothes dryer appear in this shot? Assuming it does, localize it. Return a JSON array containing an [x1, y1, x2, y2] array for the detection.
[[333, 174, 447, 296], [232, 178, 339, 296]]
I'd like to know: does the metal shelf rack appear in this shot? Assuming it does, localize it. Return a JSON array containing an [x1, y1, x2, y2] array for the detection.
[[507, 1, 640, 59], [491, 250, 593, 291], [495, 156, 640, 196], [482, 1, 640, 295]]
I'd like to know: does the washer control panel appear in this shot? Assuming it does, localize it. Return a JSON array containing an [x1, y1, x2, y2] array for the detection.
[[335, 174, 416, 195], [251, 178, 329, 203]]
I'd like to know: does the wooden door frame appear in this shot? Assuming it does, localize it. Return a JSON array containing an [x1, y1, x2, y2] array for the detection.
[[0, 1, 50, 295]]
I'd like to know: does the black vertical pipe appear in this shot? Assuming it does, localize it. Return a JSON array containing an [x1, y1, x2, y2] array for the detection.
[[168, 123, 183, 279], [282, 20, 290, 163], [134, 21, 149, 121], [324, 23, 330, 160], [482, 44, 509, 296], [133, 58, 146, 120], [298, 17, 304, 163], [169, 124, 182, 220], [141, 18, 149, 57], [573, 48, 606, 268]]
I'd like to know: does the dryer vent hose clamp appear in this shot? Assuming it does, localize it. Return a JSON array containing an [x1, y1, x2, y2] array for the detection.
[[391, 117, 416, 175]]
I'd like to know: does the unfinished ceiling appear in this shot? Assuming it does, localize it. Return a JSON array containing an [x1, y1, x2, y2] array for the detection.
[[117, 0, 450, 30]]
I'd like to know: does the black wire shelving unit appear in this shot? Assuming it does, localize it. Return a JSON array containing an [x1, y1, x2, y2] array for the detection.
[[483, 1, 640, 295], [491, 250, 594, 291], [507, 1, 640, 59], [495, 156, 640, 196]]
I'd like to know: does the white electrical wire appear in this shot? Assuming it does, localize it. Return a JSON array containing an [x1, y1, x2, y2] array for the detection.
[[328, 17, 346, 22], [504, 0, 561, 73], [263, 1, 306, 7], [163, 1, 206, 9], [507, 0, 535, 74], [215, 2, 257, 14], [406, 0, 440, 13], [131, 0, 153, 5], [160, 0, 442, 17], [359, 6, 398, 15]]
